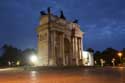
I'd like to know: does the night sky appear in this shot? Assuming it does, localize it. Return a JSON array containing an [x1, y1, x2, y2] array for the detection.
[[0, 0, 125, 51]]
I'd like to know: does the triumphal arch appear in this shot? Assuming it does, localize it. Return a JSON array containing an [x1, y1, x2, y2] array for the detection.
[[36, 8, 84, 66]]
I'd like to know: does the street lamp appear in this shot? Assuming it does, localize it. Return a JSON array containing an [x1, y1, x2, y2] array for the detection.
[[118, 52, 123, 64], [30, 54, 38, 66]]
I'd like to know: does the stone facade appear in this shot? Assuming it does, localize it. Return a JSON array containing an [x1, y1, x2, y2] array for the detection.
[[36, 10, 84, 66]]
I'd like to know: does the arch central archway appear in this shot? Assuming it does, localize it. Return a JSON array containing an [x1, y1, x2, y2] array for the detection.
[[64, 38, 71, 65]]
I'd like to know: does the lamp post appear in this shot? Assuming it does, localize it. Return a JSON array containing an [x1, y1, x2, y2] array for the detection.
[[118, 52, 123, 64]]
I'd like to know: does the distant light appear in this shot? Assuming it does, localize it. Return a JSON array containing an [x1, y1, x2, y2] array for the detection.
[[30, 54, 38, 64], [16, 61, 20, 66], [118, 52, 122, 57]]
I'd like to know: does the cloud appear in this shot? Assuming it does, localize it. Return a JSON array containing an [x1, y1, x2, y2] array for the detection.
[[0, 0, 125, 50]]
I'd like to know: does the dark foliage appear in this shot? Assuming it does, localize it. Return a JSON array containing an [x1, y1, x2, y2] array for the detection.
[[94, 48, 125, 66], [0, 44, 36, 67]]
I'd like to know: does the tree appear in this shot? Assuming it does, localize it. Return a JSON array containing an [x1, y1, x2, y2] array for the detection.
[[121, 48, 125, 64], [0, 44, 22, 66], [0, 44, 37, 67], [87, 48, 94, 53], [101, 48, 118, 65], [94, 51, 102, 65]]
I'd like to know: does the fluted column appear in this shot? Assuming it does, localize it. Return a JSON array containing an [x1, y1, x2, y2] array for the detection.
[[73, 37, 76, 65], [78, 38, 83, 65], [59, 33, 65, 66], [79, 38, 82, 59], [71, 37, 74, 65], [50, 31, 56, 66], [62, 34, 65, 66], [80, 38, 83, 65], [53, 31, 56, 58], [75, 37, 79, 65], [77, 38, 80, 60]]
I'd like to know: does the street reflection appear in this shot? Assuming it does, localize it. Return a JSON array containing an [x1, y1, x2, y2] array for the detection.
[[30, 71, 37, 81], [0, 67, 124, 83]]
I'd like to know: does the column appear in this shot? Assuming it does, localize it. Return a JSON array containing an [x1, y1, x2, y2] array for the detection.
[[62, 34, 65, 66], [72, 37, 75, 58], [53, 31, 55, 57], [80, 38, 83, 65], [59, 33, 64, 65], [79, 38, 82, 59], [79, 38, 83, 65], [73, 37, 76, 65], [77, 38, 80, 60], [50, 31, 56, 66], [71, 37, 74, 65], [75, 37, 79, 65], [50, 32, 53, 60], [59, 34, 61, 65]]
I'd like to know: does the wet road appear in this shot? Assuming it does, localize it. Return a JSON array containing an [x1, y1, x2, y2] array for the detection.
[[0, 67, 125, 83]]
